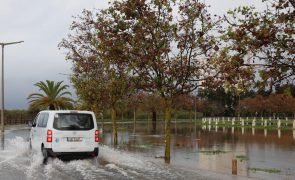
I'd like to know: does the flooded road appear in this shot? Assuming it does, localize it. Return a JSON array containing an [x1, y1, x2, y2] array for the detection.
[[1, 122, 295, 180], [0, 125, 230, 180]]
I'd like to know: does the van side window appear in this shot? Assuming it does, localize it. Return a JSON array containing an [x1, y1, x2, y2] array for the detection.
[[37, 114, 44, 127], [33, 113, 40, 126], [41, 113, 49, 127]]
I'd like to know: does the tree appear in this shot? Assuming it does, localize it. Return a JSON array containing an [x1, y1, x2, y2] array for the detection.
[[240, 93, 295, 117], [199, 87, 236, 116], [27, 80, 73, 110], [174, 93, 195, 120], [275, 84, 295, 97], [139, 93, 164, 133], [223, 0, 295, 92], [101, 0, 220, 162], [240, 95, 266, 117], [59, 10, 134, 146], [60, 0, 220, 162], [266, 93, 295, 117]]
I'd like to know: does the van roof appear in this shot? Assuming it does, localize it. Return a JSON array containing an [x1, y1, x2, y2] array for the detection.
[[39, 110, 94, 114]]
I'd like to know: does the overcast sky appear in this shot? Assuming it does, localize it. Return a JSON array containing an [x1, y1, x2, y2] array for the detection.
[[0, 0, 265, 109]]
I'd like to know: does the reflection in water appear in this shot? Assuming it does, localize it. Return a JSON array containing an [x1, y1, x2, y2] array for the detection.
[[101, 122, 295, 179], [147, 117, 150, 130], [278, 119, 281, 128], [0, 134, 3, 150], [202, 125, 206, 130]]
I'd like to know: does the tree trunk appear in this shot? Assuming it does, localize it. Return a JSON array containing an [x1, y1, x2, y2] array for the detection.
[[147, 113, 150, 132], [49, 104, 55, 110], [152, 110, 157, 133], [111, 107, 118, 146], [164, 98, 172, 163], [101, 112, 104, 143], [174, 116, 177, 135], [189, 110, 192, 133], [133, 109, 136, 134], [101, 112, 104, 131]]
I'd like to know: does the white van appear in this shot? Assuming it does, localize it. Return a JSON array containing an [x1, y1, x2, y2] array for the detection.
[[29, 110, 99, 161]]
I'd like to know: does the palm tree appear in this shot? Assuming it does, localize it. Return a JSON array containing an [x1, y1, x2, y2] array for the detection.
[[27, 80, 74, 110]]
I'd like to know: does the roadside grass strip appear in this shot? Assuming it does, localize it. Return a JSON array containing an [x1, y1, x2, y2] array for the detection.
[[249, 167, 281, 174]]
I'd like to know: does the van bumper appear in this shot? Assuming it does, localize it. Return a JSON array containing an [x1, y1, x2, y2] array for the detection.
[[46, 147, 99, 158]]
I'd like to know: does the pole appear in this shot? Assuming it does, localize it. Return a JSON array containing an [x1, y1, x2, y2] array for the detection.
[[232, 159, 237, 175], [0, 41, 24, 150], [1, 45, 4, 150], [238, 93, 240, 120]]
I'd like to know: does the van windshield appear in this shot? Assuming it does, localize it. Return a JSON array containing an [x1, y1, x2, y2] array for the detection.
[[53, 113, 94, 131]]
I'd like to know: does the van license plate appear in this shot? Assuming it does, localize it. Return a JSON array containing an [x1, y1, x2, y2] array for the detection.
[[67, 137, 82, 142]]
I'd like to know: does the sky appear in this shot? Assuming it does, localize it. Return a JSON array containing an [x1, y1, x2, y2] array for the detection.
[[0, 0, 265, 109]]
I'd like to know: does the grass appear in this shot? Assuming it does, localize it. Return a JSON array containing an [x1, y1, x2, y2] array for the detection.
[[198, 150, 226, 155], [248, 167, 281, 174], [130, 144, 153, 149], [236, 155, 248, 162]]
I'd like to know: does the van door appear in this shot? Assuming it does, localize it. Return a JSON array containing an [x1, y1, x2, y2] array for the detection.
[[31, 113, 41, 150], [35, 113, 45, 149], [52, 113, 96, 152], [38, 113, 49, 146]]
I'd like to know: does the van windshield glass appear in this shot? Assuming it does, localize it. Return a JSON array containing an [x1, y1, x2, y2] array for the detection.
[[53, 113, 94, 131]]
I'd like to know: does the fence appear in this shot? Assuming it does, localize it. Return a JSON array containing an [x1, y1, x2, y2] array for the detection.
[[5, 118, 31, 125], [201, 117, 295, 129]]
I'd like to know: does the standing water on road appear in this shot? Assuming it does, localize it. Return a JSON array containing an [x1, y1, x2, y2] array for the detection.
[[1, 122, 295, 179], [0, 125, 220, 180]]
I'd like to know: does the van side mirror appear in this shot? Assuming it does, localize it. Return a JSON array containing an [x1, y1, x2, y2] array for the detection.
[[29, 121, 36, 127]]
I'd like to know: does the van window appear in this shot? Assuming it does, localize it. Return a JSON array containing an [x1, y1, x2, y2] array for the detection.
[[33, 113, 39, 126], [41, 113, 49, 127], [37, 113, 49, 128], [53, 113, 94, 131], [37, 114, 44, 127]]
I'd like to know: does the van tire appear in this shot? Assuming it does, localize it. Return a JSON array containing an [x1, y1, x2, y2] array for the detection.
[[41, 145, 48, 164]]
